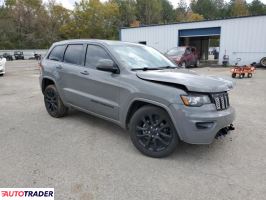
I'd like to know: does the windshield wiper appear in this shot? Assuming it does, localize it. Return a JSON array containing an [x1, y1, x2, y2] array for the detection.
[[157, 66, 178, 69], [131, 66, 177, 71], [131, 67, 162, 71]]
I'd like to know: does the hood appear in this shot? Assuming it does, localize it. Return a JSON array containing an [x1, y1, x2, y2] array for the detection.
[[136, 69, 234, 93], [167, 55, 181, 62]]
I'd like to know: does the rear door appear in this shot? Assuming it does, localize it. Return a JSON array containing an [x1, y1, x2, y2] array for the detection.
[[46, 44, 66, 96], [58, 44, 89, 108]]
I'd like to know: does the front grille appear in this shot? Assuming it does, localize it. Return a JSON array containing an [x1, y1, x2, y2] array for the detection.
[[211, 92, 230, 111]]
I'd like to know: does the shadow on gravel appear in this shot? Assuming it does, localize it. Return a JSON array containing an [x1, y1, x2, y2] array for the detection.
[[66, 109, 128, 140], [62, 109, 229, 160]]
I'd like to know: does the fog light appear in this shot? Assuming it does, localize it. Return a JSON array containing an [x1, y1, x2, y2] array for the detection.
[[196, 122, 214, 129]]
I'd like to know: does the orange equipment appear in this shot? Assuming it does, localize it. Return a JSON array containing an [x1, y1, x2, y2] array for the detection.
[[230, 58, 256, 79]]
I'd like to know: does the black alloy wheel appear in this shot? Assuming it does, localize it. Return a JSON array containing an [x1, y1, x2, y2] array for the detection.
[[44, 85, 68, 118], [129, 106, 178, 158]]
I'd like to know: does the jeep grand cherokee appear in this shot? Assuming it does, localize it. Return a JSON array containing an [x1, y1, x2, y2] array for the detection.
[[39, 40, 235, 158]]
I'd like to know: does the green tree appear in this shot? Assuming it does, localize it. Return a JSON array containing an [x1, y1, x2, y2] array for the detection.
[[160, 0, 175, 23], [229, 0, 249, 16], [113, 0, 136, 27], [176, 0, 187, 22], [7, 0, 49, 48], [190, 0, 227, 19], [0, 4, 17, 49], [45, 0, 71, 44], [136, 0, 162, 24], [248, 0, 266, 15], [186, 11, 204, 21], [61, 0, 120, 39]]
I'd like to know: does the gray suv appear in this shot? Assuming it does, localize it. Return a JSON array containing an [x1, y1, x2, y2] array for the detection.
[[40, 39, 235, 158]]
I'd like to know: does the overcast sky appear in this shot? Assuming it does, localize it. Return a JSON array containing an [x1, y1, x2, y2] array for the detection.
[[1, 0, 266, 8], [43, 0, 266, 10]]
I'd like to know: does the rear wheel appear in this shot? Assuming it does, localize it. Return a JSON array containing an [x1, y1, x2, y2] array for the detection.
[[194, 59, 200, 67], [129, 106, 178, 158], [248, 73, 252, 78], [232, 73, 236, 78], [44, 85, 68, 118], [260, 57, 266, 67]]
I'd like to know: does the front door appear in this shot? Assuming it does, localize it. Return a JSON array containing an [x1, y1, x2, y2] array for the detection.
[[77, 44, 121, 120]]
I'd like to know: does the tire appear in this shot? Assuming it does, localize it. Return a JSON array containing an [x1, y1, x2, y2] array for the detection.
[[129, 106, 178, 158], [179, 62, 186, 68], [44, 85, 68, 118], [232, 73, 236, 78], [239, 73, 244, 79], [194, 59, 200, 67], [248, 73, 252, 78], [260, 57, 266, 67]]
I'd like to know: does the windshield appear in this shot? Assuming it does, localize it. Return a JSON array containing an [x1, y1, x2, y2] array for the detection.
[[166, 48, 185, 56], [111, 44, 176, 69]]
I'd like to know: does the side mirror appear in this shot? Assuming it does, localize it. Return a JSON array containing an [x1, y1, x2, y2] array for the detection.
[[96, 59, 119, 73]]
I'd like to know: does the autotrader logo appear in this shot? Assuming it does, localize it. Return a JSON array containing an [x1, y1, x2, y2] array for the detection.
[[0, 188, 54, 200]]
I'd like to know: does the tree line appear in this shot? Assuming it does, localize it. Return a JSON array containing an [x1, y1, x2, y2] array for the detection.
[[0, 0, 266, 49]]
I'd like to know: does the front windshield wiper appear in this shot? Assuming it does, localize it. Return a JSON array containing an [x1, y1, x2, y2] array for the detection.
[[131, 67, 162, 71], [131, 66, 178, 71], [157, 66, 178, 69]]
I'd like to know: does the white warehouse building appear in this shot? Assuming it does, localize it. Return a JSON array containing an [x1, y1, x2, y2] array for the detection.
[[120, 15, 266, 65]]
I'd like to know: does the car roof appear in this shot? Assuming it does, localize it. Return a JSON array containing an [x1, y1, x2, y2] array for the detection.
[[53, 39, 142, 47]]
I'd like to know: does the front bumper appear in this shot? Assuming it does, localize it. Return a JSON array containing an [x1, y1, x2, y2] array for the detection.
[[169, 104, 235, 144], [0, 67, 5, 74]]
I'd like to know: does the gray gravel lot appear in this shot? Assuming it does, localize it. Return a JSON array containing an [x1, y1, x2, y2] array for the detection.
[[0, 60, 266, 200]]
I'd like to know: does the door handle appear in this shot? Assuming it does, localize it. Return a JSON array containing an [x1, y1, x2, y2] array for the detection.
[[56, 65, 63, 70], [80, 71, 89, 75]]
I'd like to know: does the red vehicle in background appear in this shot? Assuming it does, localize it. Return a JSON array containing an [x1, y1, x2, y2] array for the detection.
[[165, 46, 200, 68]]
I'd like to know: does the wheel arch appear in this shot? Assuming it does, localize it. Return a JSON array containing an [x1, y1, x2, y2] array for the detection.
[[124, 98, 181, 139], [41, 77, 56, 93]]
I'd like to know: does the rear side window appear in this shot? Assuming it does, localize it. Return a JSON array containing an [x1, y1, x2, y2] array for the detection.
[[64, 44, 84, 65], [85, 45, 111, 68], [48, 45, 66, 62]]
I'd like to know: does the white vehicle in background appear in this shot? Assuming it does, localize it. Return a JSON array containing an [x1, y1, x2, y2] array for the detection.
[[0, 57, 7, 76]]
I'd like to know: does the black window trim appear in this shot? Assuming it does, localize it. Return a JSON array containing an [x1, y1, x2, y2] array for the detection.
[[84, 43, 120, 72], [63, 43, 86, 66]]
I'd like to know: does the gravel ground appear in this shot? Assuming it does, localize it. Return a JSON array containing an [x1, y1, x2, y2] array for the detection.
[[0, 60, 266, 200]]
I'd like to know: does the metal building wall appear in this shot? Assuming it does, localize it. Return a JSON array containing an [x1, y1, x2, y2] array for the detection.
[[121, 15, 266, 65]]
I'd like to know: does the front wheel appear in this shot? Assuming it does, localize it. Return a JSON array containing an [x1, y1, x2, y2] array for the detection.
[[129, 106, 178, 158], [44, 85, 68, 118], [179, 62, 186, 68]]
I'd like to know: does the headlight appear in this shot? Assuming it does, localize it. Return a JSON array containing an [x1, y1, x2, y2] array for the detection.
[[180, 94, 211, 107]]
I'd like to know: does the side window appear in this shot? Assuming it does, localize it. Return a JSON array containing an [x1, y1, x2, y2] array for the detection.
[[64, 44, 84, 65], [48, 45, 66, 62], [85, 45, 112, 68]]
